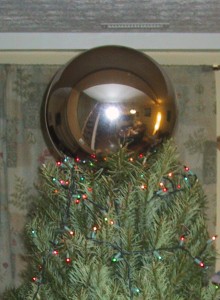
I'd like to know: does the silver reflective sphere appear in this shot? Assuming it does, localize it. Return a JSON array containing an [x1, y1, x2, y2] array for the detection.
[[44, 46, 176, 157]]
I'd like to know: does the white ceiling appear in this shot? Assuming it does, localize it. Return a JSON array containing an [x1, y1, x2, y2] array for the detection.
[[0, 0, 220, 51]]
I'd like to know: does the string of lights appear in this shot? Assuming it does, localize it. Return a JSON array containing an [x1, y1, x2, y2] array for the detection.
[[30, 153, 218, 299]]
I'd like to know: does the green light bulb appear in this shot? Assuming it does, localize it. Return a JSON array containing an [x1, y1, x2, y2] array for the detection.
[[112, 258, 117, 262], [31, 230, 37, 237], [131, 287, 140, 294]]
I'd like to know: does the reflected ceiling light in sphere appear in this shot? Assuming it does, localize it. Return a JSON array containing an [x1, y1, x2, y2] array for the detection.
[[105, 106, 120, 121]]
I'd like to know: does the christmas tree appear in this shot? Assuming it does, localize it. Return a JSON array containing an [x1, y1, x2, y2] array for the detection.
[[3, 140, 220, 300]]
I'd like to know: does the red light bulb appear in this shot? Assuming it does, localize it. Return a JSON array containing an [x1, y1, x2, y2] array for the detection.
[[179, 235, 185, 246], [93, 226, 98, 232], [141, 184, 147, 190], [66, 257, 71, 263], [200, 262, 204, 268], [75, 157, 80, 163]]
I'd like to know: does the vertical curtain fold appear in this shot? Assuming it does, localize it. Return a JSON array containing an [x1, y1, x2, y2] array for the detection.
[[0, 65, 14, 292]]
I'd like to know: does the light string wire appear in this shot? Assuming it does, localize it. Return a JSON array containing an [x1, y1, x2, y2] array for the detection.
[[31, 156, 216, 299], [84, 167, 215, 298]]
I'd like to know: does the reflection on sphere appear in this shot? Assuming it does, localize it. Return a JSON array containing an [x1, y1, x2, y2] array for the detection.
[[45, 46, 176, 157]]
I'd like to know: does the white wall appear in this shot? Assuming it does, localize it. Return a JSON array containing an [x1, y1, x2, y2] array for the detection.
[[0, 50, 220, 65], [0, 32, 220, 51]]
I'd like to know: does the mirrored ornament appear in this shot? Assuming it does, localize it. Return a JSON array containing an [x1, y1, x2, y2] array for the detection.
[[44, 45, 176, 157]]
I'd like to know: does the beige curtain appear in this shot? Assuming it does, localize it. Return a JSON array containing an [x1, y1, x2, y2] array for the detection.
[[0, 64, 216, 294]]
